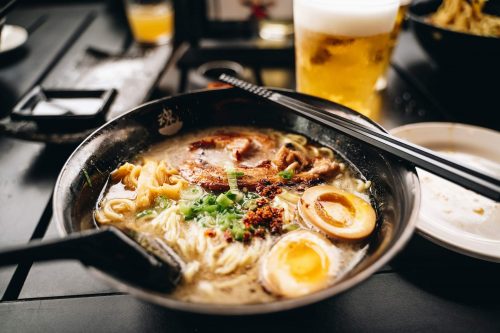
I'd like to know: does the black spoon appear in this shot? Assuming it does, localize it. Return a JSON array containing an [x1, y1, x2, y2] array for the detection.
[[0, 227, 183, 293]]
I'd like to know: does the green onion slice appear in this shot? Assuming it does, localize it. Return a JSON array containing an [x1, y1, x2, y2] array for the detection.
[[226, 168, 244, 192], [136, 209, 155, 219], [278, 169, 294, 180], [181, 185, 205, 200]]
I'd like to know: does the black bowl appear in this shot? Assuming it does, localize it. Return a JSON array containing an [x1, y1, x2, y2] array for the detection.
[[408, 0, 500, 71], [53, 88, 420, 315]]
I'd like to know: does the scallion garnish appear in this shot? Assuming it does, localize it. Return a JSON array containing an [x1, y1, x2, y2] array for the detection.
[[226, 168, 244, 192], [178, 190, 267, 242], [136, 209, 154, 219], [180, 185, 204, 200], [283, 223, 299, 232], [82, 169, 92, 188], [154, 195, 171, 210], [216, 193, 234, 208], [278, 169, 294, 180]]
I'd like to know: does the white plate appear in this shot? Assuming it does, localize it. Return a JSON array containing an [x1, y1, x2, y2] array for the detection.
[[0, 24, 28, 54], [390, 122, 500, 262]]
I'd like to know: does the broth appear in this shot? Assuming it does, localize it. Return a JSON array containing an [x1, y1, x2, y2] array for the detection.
[[95, 127, 375, 304]]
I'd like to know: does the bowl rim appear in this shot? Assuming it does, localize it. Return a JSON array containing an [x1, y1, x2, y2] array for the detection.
[[53, 88, 421, 315], [408, 0, 500, 41]]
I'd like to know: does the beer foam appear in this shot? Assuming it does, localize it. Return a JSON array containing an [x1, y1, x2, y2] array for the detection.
[[294, 0, 399, 37]]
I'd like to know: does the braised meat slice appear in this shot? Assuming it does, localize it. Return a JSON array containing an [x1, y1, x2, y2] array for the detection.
[[189, 131, 275, 162], [179, 158, 339, 191], [273, 145, 310, 171], [181, 130, 340, 192], [180, 160, 275, 191]]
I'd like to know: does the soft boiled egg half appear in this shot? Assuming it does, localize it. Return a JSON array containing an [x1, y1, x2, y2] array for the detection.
[[298, 185, 376, 241], [260, 230, 340, 298]]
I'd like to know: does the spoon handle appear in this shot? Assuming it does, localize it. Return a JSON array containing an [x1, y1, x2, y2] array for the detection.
[[0, 229, 107, 267]]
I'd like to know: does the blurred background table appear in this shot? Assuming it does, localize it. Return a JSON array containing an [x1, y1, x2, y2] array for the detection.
[[0, 1, 499, 332]]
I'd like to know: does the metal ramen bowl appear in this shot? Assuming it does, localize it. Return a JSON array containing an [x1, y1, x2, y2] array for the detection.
[[53, 88, 420, 315]]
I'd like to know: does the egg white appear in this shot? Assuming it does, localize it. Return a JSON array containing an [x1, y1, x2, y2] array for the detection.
[[260, 230, 340, 298]]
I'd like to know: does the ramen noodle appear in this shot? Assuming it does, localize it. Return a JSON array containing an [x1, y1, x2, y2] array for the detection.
[[428, 0, 500, 37], [95, 127, 377, 304]]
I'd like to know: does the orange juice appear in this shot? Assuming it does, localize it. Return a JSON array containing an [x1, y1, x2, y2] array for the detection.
[[126, 4, 174, 44]]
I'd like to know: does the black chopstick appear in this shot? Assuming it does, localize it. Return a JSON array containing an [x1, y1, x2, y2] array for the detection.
[[276, 92, 498, 183], [219, 74, 500, 201], [219, 74, 494, 182], [0, 0, 18, 20]]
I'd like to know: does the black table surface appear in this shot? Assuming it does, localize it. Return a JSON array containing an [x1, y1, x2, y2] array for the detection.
[[1, 3, 499, 333]]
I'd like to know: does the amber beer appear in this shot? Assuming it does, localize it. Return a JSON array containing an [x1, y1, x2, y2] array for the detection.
[[377, 0, 412, 90], [294, 0, 399, 117]]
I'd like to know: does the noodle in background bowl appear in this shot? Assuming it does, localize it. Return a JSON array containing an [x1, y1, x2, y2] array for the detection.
[[53, 88, 420, 315], [409, 0, 500, 71]]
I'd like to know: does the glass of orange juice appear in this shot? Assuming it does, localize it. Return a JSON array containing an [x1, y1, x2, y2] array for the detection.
[[125, 0, 174, 45]]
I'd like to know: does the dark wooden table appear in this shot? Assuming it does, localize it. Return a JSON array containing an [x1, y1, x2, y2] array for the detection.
[[1, 3, 499, 333]]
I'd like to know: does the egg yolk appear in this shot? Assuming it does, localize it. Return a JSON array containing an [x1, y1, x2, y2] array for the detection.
[[315, 193, 355, 227], [283, 242, 328, 283]]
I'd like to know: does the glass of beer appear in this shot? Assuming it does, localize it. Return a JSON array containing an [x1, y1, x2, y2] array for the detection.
[[376, 0, 412, 90], [125, 0, 174, 45], [294, 0, 399, 118]]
